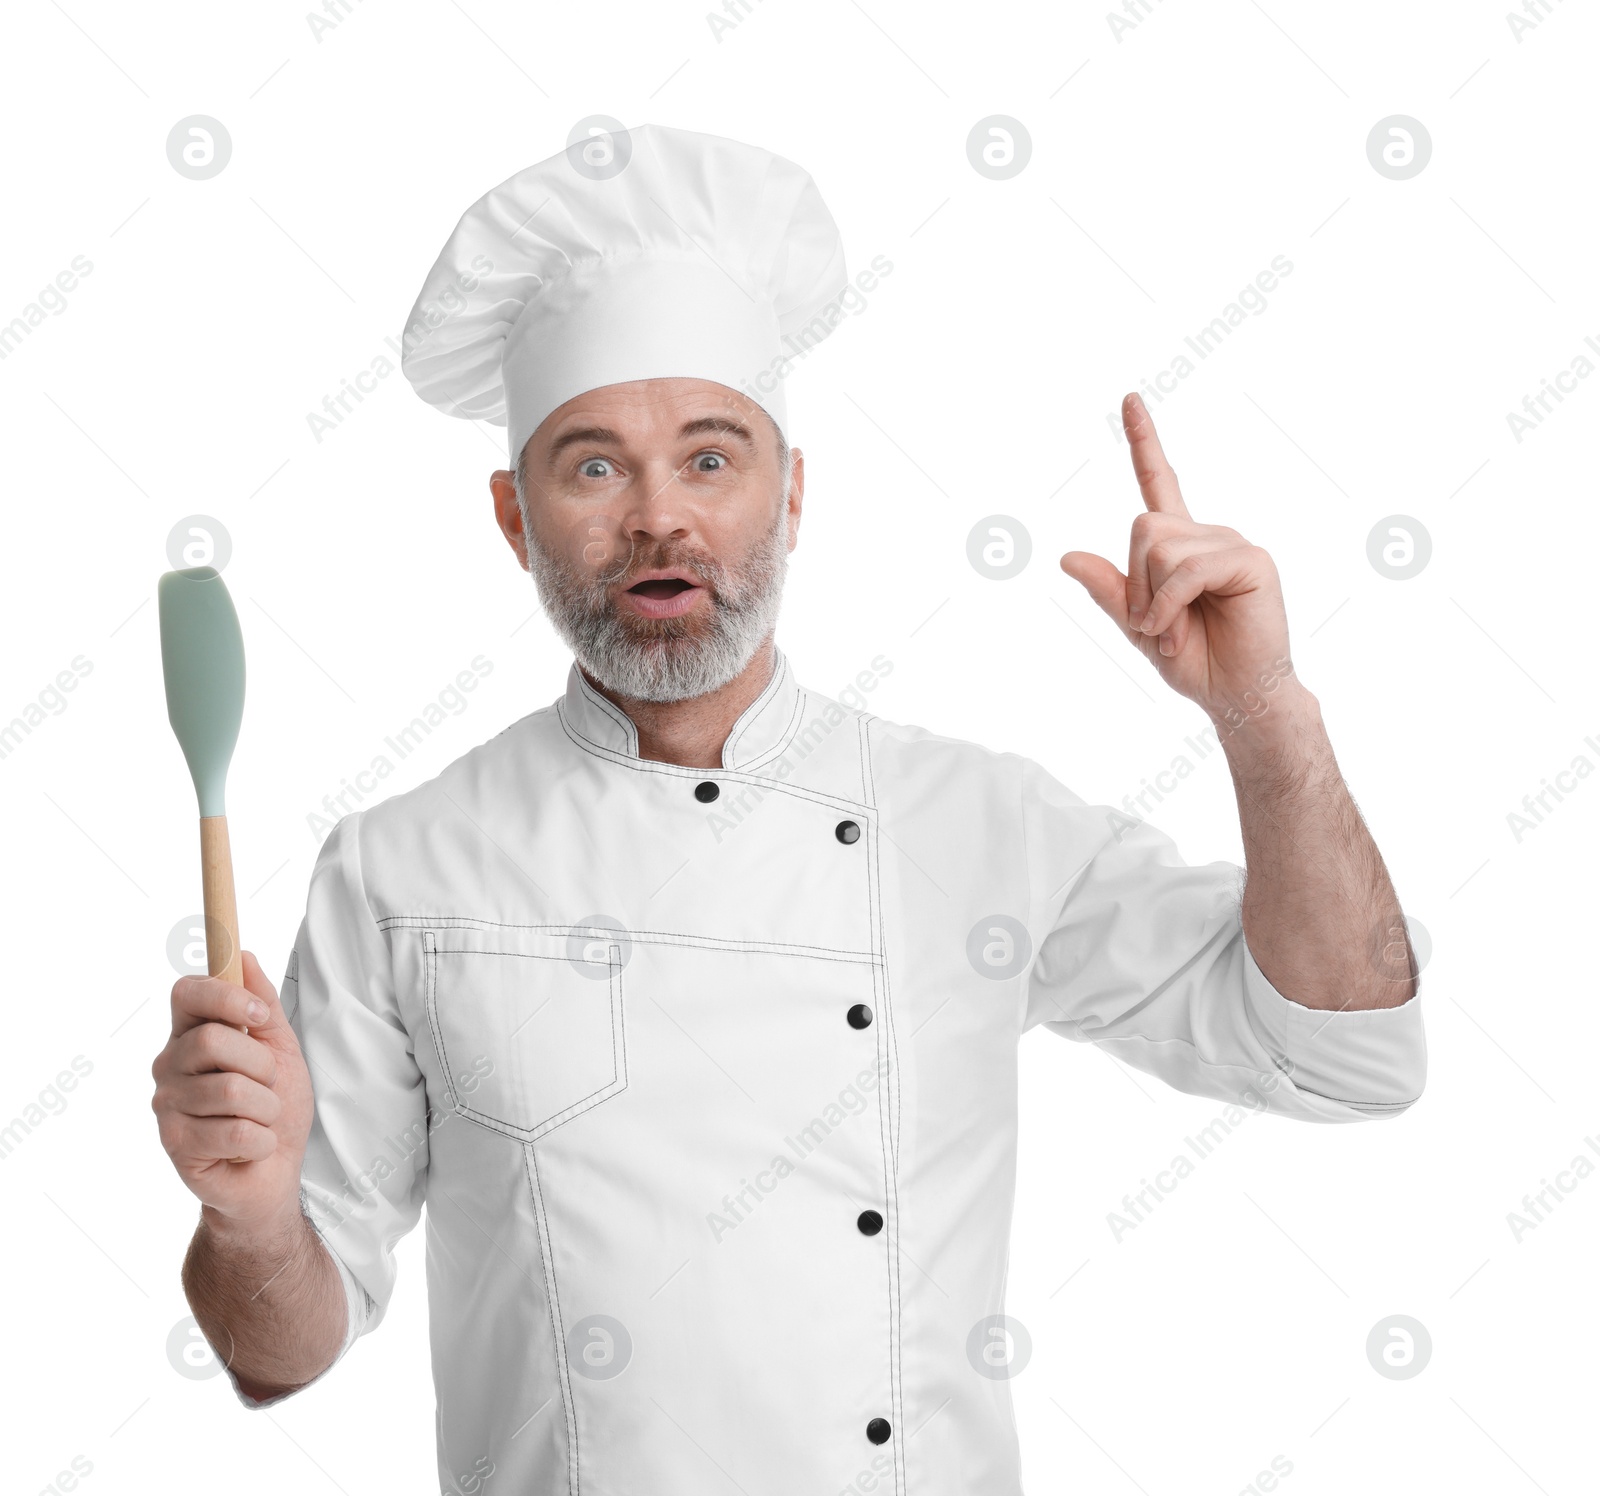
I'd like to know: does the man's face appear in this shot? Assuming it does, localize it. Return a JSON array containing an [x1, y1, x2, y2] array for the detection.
[[490, 378, 803, 704]]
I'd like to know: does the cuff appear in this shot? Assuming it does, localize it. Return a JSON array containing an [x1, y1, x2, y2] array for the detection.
[[1242, 940, 1426, 1118]]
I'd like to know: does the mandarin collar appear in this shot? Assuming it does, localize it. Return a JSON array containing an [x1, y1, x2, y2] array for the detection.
[[557, 647, 803, 772]]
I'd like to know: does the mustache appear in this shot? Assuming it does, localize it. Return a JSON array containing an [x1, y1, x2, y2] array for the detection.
[[586, 540, 729, 598]]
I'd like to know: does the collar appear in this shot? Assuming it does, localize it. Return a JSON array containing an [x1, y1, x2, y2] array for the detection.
[[558, 646, 804, 772]]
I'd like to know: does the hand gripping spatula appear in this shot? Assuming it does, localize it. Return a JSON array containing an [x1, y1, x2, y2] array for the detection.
[[159, 566, 246, 988]]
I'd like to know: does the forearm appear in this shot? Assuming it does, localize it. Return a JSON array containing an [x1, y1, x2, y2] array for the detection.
[[1221, 684, 1417, 1012], [182, 1201, 349, 1401]]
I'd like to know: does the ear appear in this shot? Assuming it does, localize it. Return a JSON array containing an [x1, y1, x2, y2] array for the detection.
[[786, 448, 805, 549], [490, 470, 530, 571]]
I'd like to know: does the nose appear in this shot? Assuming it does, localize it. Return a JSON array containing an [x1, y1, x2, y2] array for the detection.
[[617, 459, 696, 546]]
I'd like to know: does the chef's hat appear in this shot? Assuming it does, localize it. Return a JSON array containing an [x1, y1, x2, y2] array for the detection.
[[400, 122, 849, 467]]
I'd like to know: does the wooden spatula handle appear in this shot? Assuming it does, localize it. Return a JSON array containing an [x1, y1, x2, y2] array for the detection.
[[199, 815, 243, 987]]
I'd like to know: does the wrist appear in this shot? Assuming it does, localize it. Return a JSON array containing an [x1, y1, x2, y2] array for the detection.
[[1212, 680, 1327, 768], [201, 1194, 307, 1253]]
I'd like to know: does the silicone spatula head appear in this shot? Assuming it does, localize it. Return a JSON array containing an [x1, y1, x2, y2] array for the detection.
[[159, 566, 245, 817]]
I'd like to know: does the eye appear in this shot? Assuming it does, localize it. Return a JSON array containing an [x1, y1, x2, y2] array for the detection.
[[578, 457, 616, 479], [693, 451, 728, 473]]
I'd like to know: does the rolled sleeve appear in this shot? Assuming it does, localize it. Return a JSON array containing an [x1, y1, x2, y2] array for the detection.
[[1241, 939, 1425, 1117], [223, 810, 429, 1409], [304, 1191, 374, 1361], [289, 809, 429, 1331], [1021, 755, 1426, 1124]]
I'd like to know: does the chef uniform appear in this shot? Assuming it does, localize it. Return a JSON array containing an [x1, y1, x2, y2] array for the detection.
[[231, 126, 1427, 1496]]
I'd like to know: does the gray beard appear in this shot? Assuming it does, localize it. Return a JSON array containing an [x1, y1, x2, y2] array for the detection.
[[525, 502, 789, 704]]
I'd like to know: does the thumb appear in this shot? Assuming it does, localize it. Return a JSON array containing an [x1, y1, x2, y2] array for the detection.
[[238, 949, 289, 1036], [240, 948, 278, 1003], [1060, 550, 1132, 631]]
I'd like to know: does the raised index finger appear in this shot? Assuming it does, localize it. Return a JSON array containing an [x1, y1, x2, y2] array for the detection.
[[1122, 392, 1190, 517]]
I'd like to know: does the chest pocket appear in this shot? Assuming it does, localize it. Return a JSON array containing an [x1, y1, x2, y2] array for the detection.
[[422, 926, 627, 1142]]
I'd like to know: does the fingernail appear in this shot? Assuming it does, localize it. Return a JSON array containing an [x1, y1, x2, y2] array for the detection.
[[1158, 633, 1174, 656], [246, 999, 268, 1022], [1127, 606, 1144, 629]]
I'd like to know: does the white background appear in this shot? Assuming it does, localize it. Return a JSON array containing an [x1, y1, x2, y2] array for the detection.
[[2, 1, 1594, 1492]]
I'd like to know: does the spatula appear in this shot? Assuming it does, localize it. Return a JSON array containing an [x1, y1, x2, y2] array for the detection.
[[159, 566, 246, 988]]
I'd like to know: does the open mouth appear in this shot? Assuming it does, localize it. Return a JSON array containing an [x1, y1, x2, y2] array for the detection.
[[619, 569, 706, 620], [628, 578, 695, 600]]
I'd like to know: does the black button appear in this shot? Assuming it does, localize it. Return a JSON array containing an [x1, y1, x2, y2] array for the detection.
[[835, 820, 860, 844], [694, 781, 719, 803], [866, 1418, 892, 1445], [857, 1210, 883, 1236], [847, 1004, 873, 1029]]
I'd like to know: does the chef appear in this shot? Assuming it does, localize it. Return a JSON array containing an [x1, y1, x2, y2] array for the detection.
[[152, 123, 1426, 1496]]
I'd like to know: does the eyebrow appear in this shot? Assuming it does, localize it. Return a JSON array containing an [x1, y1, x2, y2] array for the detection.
[[677, 416, 755, 448], [543, 416, 756, 465], [544, 425, 621, 464]]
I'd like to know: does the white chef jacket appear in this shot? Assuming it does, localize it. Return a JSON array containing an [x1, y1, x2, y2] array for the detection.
[[232, 647, 1425, 1494]]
